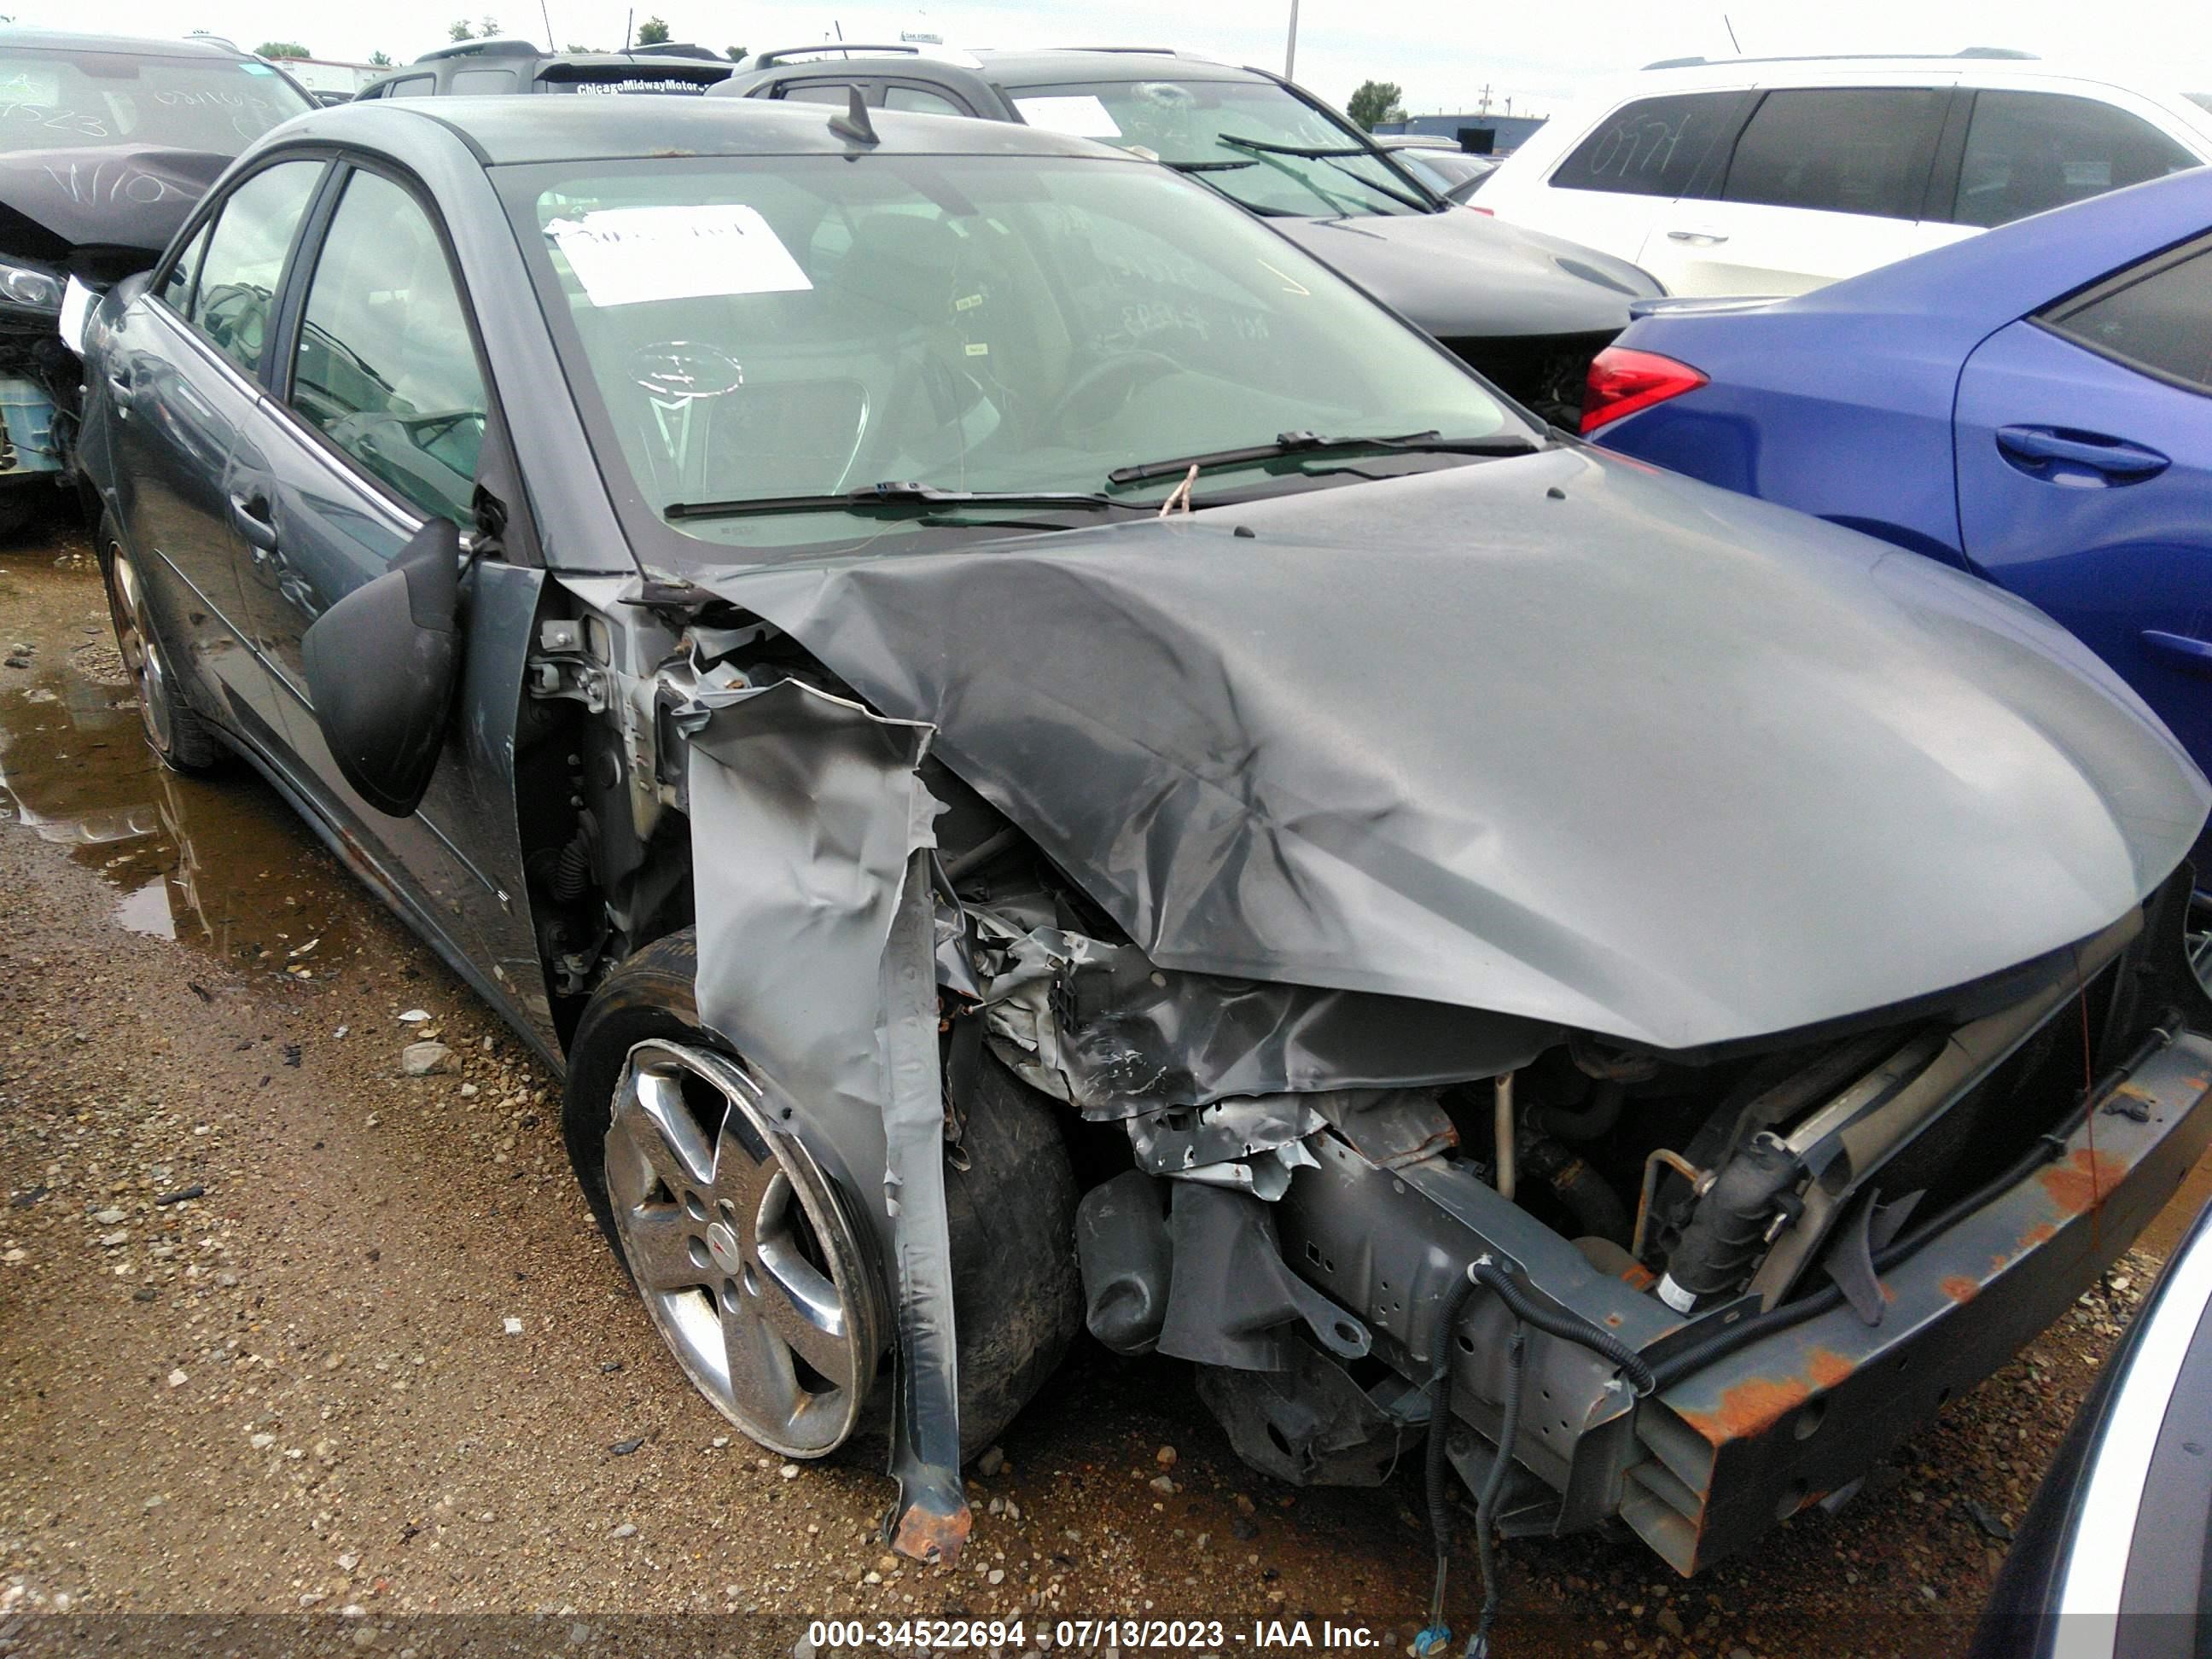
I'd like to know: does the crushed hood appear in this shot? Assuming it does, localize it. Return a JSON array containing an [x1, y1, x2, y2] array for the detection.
[[0, 146, 230, 268], [1271, 208, 1660, 342], [688, 445, 2209, 1051]]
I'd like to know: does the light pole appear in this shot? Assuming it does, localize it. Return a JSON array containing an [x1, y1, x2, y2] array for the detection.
[[1284, 0, 1299, 79]]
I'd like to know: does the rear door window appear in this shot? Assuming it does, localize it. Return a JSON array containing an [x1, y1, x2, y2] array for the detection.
[[185, 159, 324, 375], [778, 79, 864, 105], [448, 67, 519, 94], [1719, 88, 1946, 219], [1548, 92, 1749, 197], [385, 74, 435, 98], [1952, 90, 2198, 227], [288, 169, 488, 524], [882, 83, 967, 116], [2041, 237, 2212, 395]]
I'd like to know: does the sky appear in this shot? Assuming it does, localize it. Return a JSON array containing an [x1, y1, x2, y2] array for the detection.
[[16, 0, 2212, 114]]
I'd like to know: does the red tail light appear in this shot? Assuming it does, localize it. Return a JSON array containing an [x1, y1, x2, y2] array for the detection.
[[1580, 346, 1708, 435]]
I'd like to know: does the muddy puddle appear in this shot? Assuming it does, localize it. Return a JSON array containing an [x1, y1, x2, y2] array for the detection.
[[0, 568, 363, 981]]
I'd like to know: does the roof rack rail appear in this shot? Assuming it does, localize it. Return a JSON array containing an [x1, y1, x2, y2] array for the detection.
[[417, 36, 543, 61], [753, 43, 925, 66], [1642, 47, 2038, 69], [1053, 44, 1179, 54]]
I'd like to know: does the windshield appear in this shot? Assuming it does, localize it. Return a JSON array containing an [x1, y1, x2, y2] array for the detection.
[[505, 153, 1517, 557], [0, 48, 311, 154], [1010, 79, 1431, 218]]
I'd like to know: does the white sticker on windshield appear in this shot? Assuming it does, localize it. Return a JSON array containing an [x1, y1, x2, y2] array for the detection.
[[547, 205, 812, 308], [1014, 95, 1121, 138]]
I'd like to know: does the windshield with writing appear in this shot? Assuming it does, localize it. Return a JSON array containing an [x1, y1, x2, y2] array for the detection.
[[0, 49, 311, 154], [1010, 79, 1428, 218], [507, 153, 1513, 556]]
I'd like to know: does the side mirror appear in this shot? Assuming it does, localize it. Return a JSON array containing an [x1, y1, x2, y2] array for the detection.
[[300, 517, 462, 818]]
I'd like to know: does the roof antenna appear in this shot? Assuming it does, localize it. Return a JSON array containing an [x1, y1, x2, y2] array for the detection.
[[830, 84, 879, 145], [1723, 12, 1742, 53]]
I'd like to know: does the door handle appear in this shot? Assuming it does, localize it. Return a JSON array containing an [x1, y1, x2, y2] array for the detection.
[[1995, 424, 2170, 482], [1666, 228, 1731, 244], [105, 371, 132, 415], [228, 490, 278, 551], [2142, 631, 2212, 677]]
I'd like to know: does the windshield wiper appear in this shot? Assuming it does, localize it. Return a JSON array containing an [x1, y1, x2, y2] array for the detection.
[[1218, 134, 1373, 159], [665, 481, 1147, 522], [1107, 428, 1539, 486], [1216, 134, 1432, 213]]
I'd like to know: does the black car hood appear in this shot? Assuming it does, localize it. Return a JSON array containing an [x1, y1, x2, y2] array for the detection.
[[686, 445, 2209, 1051], [1272, 208, 1660, 342], [0, 146, 230, 268]]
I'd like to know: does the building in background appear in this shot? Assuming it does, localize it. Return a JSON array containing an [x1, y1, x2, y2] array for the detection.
[[1372, 111, 1548, 155]]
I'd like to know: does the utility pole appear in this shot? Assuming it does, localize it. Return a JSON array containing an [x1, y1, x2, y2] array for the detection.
[[1284, 0, 1298, 80]]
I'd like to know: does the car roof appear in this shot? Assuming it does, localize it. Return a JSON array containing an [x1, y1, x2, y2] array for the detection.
[[730, 46, 1266, 91], [294, 91, 1138, 167], [414, 37, 727, 67], [0, 27, 259, 61], [1609, 49, 2205, 105], [971, 49, 1264, 87]]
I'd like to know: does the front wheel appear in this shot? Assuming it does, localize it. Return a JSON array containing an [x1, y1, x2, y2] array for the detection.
[[99, 519, 223, 771], [563, 928, 1083, 1461]]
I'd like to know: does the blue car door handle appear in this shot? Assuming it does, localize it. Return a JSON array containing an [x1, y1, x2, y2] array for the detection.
[[2142, 631, 2212, 677], [1995, 424, 2170, 481]]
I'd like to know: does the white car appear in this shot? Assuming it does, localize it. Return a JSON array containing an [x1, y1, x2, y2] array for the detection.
[[1477, 52, 2212, 296]]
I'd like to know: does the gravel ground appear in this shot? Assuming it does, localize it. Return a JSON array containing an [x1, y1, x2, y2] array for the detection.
[[0, 509, 2197, 1658]]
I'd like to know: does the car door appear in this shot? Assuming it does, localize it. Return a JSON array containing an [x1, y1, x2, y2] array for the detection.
[[228, 160, 558, 1045], [104, 157, 328, 751], [1638, 85, 1953, 296], [1954, 234, 2212, 864], [1518, 89, 1752, 265]]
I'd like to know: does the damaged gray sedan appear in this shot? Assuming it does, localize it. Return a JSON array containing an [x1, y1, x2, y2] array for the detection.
[[72, 91, 2212, 1602]]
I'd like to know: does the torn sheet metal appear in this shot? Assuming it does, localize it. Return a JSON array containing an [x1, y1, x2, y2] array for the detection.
[[978, 921, 1556, 1115], [1125, 1095, 1324, 1178], [684, 678, 969, 1563], [681, 452, 2209, 1051]]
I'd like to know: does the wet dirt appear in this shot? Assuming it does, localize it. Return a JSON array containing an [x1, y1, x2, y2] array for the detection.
[[0, 539, 360, 976], [0, 508, 2202, 1657]]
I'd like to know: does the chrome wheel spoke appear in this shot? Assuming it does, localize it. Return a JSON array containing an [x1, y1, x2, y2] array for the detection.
[[625, 1066, 718, 1190], [623, 1204, 709, 1293], [719, 1283, 802, 1428]]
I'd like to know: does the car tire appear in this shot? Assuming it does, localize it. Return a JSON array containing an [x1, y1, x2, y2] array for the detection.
[[563, 927, 1082, 1462], [98, 518, 224, 772]]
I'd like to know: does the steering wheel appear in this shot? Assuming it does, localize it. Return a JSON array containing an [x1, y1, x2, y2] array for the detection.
[[198, 282, 269, 363], [1043, 349, 1182, 439], [624, 340, 750, 500]]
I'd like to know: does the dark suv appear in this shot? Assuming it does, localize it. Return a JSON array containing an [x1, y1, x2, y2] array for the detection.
[[714, 45, 1662, 423], [356, 38, 734, 100]]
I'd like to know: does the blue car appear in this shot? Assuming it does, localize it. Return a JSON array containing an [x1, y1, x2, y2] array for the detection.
[[1586, 167, 2212, 866]]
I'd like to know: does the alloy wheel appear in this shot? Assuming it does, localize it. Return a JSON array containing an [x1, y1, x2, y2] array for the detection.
[[103, 547, 175, 757], [605, 1039, 882, 1457]]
